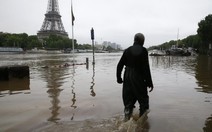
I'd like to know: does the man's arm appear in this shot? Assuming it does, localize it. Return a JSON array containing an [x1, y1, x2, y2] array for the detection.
[[116, 52, 125, 84], [143, 48, 154, 89]]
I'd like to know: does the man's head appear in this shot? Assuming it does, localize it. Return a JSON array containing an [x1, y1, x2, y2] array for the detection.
[[134, 33, 145, 45]]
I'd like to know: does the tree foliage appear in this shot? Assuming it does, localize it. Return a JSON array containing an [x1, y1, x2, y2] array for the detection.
[[197, 14, 212, 46], [148, 34, 201, 51], [0, 32, 93, 50], [0, 33, 31, 49], [43, 35, 75, 49], [181, 35, 202, 49]]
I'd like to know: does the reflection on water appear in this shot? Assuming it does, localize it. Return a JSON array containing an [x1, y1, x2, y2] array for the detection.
[[39, 58, 69, 123], [70, 66, 76, 108], [44, 67, 64, 123], [70, 66, 76, 120], [47, 87, 62, 123], [150, 55, 212, 132], [90, 64, 96, 97], [0, 78, 30, 97], [150, 56, 196, 74], [195, 56, 212, 93], [204, 115, 212, 132], [151, 55, 212, 93], [195, 56, 212, 132]]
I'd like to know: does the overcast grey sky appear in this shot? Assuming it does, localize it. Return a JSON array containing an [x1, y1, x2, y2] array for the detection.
[[0, 0, 211, 48]]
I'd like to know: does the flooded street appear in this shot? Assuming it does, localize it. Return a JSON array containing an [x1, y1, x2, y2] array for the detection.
[[0, 53, 212, 132]]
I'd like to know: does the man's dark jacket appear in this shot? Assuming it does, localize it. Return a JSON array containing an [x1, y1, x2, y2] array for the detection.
[[116, 43, 153, 88]]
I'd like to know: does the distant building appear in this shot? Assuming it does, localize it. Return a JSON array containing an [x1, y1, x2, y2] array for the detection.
[[95, 44, 103, 50], [102, 41, 109, 47], [117, 44, 122, 50], [101, 41, 122, 50]]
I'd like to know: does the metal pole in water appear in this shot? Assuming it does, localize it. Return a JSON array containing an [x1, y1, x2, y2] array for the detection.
[[86, 57, 89, 69], [91, 28, 95, 65], [71, 0, 75, 64]]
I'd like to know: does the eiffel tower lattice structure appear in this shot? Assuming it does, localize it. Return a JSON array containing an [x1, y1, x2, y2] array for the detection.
[[37, 0, 68, 39]]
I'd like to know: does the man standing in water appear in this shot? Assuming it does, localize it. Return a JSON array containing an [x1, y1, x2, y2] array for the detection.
[[116, 33, 154, 121]]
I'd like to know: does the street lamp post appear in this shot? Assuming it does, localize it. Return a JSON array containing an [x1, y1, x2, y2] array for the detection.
[[91, 28, 95, 64]]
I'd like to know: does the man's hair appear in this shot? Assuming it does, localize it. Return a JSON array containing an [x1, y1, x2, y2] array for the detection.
[[134, 33, 145, 45]]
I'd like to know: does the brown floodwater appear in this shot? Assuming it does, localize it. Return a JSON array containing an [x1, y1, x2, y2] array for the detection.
[[0, 53, 212, 132]]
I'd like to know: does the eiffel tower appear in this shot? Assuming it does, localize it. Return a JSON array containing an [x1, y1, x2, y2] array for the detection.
[[37, 0, 68, 39]]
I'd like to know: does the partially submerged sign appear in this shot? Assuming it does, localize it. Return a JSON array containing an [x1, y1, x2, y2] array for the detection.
[[0, 65, 30, 94]]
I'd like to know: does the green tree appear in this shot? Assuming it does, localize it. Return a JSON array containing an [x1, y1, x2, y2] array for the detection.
[[43, 34, 76, 50], [197, 14, 212, 48], [27, 35, 42, 49], [181, 35, 201, 49], [6, 34, 19, 47], [19, 33, 28, 49], [0, 33, 8, 46], [0, 32, 82, 50]]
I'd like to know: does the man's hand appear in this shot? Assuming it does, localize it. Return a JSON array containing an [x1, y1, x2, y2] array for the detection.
[[117, 78, 123, 84], [148, 87, 153, 92]]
